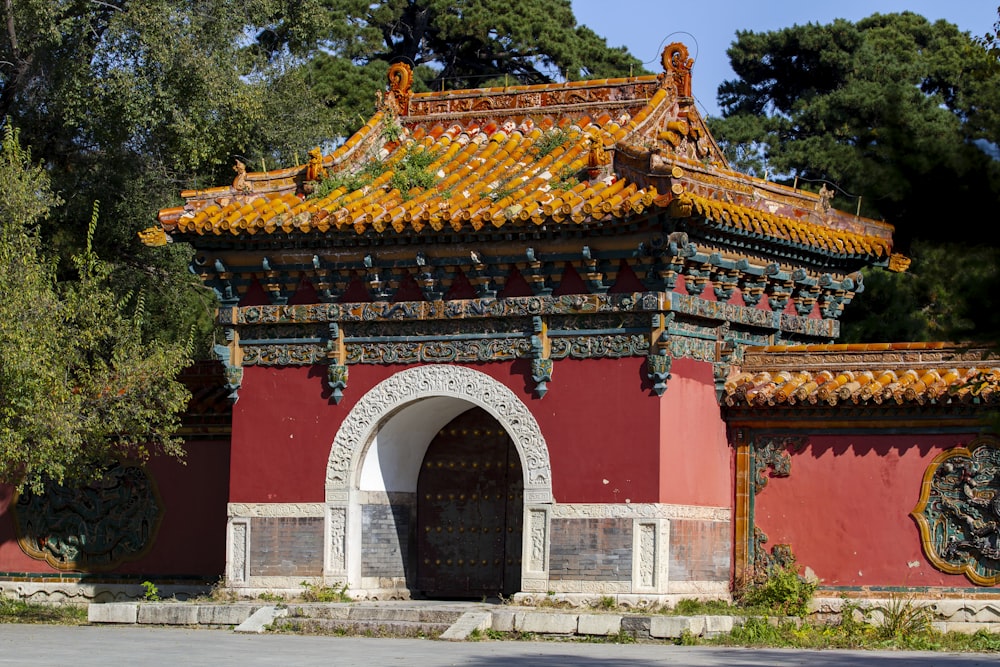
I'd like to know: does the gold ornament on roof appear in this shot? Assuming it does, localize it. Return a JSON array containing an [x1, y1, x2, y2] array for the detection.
[[815, 184, 834, 213], [888, 253, 911, 273], [138, 226, 169, 247], [661, 43, 693, 98], [305, 147, 328, 183], [386, 62, 413, 115], [232, 159, 253, 193], [586, 129, 611, 174]]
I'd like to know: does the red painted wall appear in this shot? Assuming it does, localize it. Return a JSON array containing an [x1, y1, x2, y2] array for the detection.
[[0, 440, 229, 578], [659, 358, 732, 507], [495, 358, 661, 503], [754, 432, 983, 588], [231, 358, 729, 506]]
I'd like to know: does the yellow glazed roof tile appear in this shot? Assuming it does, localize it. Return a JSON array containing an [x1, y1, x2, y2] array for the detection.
[[724, 344, 1000, 408], [153, 43, 895, 263]]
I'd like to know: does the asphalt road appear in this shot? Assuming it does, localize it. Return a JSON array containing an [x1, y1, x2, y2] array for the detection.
[[1, 625, 997, 667]]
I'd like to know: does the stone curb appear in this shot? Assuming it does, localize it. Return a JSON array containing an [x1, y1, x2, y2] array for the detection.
[[235, 606, 288, 634], [85, 602, 1000, 638]]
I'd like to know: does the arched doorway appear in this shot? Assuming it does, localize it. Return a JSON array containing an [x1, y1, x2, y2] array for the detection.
[[323, 364, 553, 599], [416, 407, 523, 598]]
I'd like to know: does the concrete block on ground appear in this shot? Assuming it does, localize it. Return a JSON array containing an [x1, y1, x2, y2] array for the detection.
[[439, 611, 492, 641], [197, 605, 259, 626], [235, 605, 288, 634], [577, 614, 622, 636], [704, 615, 734, 635], [88, 603, 138, 624], [491, 609, 516, 632], [137, 603, 200, 625], [649, 615, 706, 638], [936, 621, 1000, 635], [515, 611, 578, 634], [620, 615, 652, 639]]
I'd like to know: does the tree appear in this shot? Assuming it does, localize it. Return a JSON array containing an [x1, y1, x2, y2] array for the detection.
[[708, 13, 1000, 342], [1, 1, 347, 353], [0, 126, 191, 493], [291, 0, 646, 137], [0, 1, 644, 352]]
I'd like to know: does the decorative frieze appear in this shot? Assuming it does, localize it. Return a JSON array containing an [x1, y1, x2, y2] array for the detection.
[[227, 503, 326, 518], [550, 503, 730, 522]]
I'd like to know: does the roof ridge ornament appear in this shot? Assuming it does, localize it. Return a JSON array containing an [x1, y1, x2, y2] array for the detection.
[[385, 62, 413, 116], [661, 42, 693, 99]]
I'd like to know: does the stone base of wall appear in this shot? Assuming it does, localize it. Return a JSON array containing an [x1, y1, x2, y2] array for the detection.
[[0, 580, 213, 602], [226, 501, 732, 599]]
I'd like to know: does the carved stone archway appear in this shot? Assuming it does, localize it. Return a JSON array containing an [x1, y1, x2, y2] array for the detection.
[[324, 365, 553, 596]]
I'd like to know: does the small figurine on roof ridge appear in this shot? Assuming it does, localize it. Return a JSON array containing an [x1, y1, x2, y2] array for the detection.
[[586, 129, 611, 179], [302, 147, 328, 195], [815, 183, 834, 213], [232, 159, 253, 193]]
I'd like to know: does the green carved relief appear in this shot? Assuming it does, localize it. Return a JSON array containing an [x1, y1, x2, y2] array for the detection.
[[13, 463, 163, 572], [912, 437, 1000, 586]]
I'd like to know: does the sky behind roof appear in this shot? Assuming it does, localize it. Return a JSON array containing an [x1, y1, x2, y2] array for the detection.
[[570, 0, 998, 117]]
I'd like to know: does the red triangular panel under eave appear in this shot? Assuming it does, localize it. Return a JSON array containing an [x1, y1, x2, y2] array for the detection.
[[287, 275, 319, 305], [445, 267, 478, 300], [339, 274, 373, 303], [498, 266, 534, 298], [552, 263, 588, 296], [239, 276, 270, 306], [608, 260, 645, 294], [392, 271, 427, 303]]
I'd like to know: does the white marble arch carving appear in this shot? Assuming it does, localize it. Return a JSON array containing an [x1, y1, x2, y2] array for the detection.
[[325, 365, 553, 503]]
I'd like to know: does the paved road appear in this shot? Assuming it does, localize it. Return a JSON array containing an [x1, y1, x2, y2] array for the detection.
[[1, 625, 997, 667]]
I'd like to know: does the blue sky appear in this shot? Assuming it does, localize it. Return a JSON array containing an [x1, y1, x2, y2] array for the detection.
[[570, 0, 998, 117]]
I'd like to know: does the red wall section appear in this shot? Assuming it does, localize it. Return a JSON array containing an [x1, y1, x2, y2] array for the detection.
[[755, 433, 981, 588], [658, 358, 732, 506], [482, 358, 661, 503], [231, 359, 667, 504], [232, 358, 734, 508], [229, 364, 394, 503], [0, 440, 229, 577]]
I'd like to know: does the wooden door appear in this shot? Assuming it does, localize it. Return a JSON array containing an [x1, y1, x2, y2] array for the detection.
[[416, 407, 522, 598]]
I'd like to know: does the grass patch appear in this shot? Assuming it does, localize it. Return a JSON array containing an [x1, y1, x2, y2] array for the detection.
[[531, 127, 573, 157], [388, 149, 436, 199], [0, 598, 88, 625], [309, 161, 385, 200], [737, 564, 815, 617], [670, 598, 740, 616], [299, 581, 351, 603]]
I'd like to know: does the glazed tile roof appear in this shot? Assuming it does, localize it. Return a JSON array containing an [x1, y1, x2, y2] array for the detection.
[[151, 43, 894, 263], [723, 343, 1000, 408]]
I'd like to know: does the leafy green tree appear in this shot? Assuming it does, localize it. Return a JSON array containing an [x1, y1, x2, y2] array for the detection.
[[1, 0, 644, 352], [0, 126, 191, 493], [1, 0, 346, 353], [711, 12, 999, 247], [294, 0, 646, 136], [709, 13, 1000, 342]]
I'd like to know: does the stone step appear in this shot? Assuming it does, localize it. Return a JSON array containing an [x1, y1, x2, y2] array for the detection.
[[279, 617, 452, 638], [285, 603, 466, 624]]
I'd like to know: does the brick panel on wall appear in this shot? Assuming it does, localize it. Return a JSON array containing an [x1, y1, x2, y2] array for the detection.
[[361, 504, 410, 578], [549, 518, 632, 581], [669, 519, 730, 582], [250, 517, 323, 576]]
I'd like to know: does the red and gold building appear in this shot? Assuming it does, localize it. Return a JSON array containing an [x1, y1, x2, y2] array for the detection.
[[3, 44, 997, 607]]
